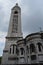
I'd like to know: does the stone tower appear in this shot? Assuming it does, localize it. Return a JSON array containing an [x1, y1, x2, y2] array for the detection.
[[1, 3, 23, 65]]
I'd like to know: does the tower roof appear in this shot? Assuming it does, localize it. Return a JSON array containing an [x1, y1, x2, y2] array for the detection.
[[12, 3, 21, 10]]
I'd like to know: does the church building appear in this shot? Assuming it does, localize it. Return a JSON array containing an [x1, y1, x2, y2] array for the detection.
[[1, 3, 43, 65]]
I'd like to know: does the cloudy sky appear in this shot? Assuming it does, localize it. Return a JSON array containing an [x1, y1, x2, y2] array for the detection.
[[0, 0, 43, 56]]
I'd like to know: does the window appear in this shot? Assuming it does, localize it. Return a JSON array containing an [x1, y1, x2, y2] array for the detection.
[[31, 55, 36, 60], [10, 45, 15, 54], [20, 48, 24, 55], [37, 43, 42, 52], [13, 15, 18, 24], [16, 47, 19, 55], [30, 44, 36, 53], [14, 11, 18, 14], [13, 45, 14, 54], [10, 48, 11, 54]]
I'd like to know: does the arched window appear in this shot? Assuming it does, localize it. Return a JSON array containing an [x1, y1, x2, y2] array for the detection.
[[14, 11, 18, 14], [30, 44, 36, 53], [9, 45, 15, 54], [37, 43, 42, 52], [20, 48, 24, 55]]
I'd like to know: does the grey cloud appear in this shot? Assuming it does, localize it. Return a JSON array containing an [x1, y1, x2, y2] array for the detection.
[[0, 42, 5, 56], [21, 0, 43, 36], [0, 0, 43, 56], [0, 0, 43, 36]]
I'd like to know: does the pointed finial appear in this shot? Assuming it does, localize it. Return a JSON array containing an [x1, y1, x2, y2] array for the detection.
[[16, 3, 18, 6], [39, 27, 42, 32]]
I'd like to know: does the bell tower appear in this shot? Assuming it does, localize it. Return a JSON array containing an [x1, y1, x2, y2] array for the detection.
[[1, 3, 23, 65], [7, 3, 22, 38]]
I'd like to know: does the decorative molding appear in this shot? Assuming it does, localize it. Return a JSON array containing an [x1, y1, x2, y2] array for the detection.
[[3, 50, 8, 53], [38, 54, 43, 56], [8, 57, 18, 60]]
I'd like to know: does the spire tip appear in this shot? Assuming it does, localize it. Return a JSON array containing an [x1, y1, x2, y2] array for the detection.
[[16, 3, 18, 6]]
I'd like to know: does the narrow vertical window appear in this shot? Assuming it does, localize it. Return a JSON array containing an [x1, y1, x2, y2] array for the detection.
[[10, 48, 11, 54], [16, 47, 19, 55], [13, 45, 14, 54], [38, 44, 41, 51], [20, 48, 24, 55], [30, 44, 35, 53], [37, 43, 42, 52]]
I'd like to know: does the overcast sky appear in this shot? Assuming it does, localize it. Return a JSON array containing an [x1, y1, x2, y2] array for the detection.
[[0, 0, 43, 56]]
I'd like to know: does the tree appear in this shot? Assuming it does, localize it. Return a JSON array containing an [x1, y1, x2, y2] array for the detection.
[[0, 56, 2, 64]]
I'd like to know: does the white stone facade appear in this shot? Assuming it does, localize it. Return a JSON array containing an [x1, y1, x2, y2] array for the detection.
[[1, 3, 43, 65], [17, 32, 43, 64], [1, 3, 23, 65]]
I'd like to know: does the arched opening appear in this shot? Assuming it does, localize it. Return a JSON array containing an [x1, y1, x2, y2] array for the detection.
[[20, 48, 24, 55], [30, 44, 36, 53], [9, 44, 15, 54], [14, 11, 18, 14], [37, 42, 42, 52]]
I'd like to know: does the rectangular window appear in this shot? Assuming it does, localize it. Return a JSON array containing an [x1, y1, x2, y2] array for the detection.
[[20, 48, 24, 55], [31, 55, 36, 60]]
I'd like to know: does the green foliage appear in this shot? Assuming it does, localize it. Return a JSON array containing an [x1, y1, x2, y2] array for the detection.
[[0, 56, 2, 64]]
